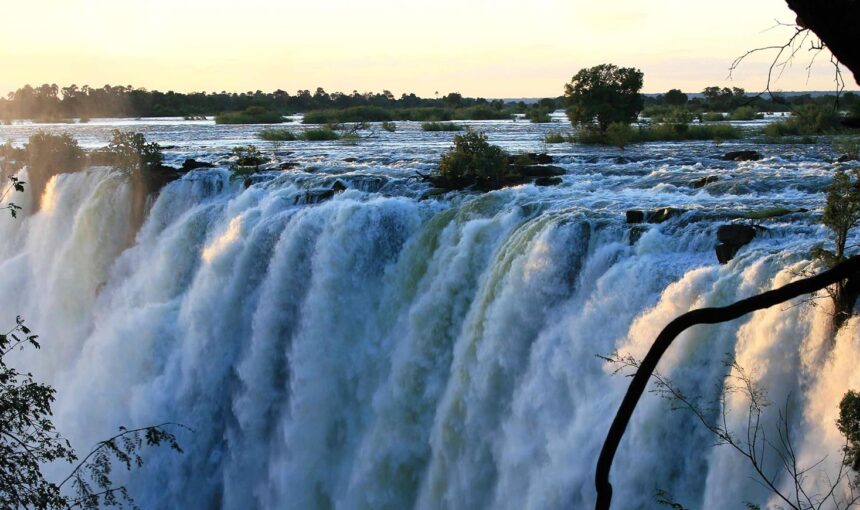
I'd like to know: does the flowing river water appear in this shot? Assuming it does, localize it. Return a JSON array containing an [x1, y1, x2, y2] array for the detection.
[[1, 115, 858, 509]]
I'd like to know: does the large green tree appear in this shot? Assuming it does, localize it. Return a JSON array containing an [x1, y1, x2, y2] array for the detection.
[[564, 64, 644, 131]]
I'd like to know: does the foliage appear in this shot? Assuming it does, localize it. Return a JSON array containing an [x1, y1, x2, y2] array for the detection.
[[1, 316, 184, 509], [527, 107, 553, 123], [821, 169, 860, 262], [0, 176, 26, 218], [301, 127, 341, 141], [544, 131, 570, 144], [257, 128, 298, 142], [834, 137, 860, 160], [839, 390, 860, 471], [381, 121, 396, 132], [605, 353, 860, 510], [436, 131, 511, 189], [214, 106, 284, 125], [763, 104, 844, 137], [421, 122, 463, 132], [701, 112, 727, 122], [106, 130, 163, 172], [663, 89, 688, 106], [730, 106, 762, 121], [574, 123, 741, 145], [564, 64, 644, 131], [605, 122, 635, 149]]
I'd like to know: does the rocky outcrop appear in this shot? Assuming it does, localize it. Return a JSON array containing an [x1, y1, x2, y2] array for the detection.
[[626, 207, 683, 224], [519, 165, 565, 178], [692, 175, 718, 188], [722, 150, 762, 162], [181, 159, 215, 171], [714, 224, 758, 264], [296, 180, 347, 205]]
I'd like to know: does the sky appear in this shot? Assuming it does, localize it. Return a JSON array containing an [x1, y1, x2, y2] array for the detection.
[[1, 0, 857, 98]]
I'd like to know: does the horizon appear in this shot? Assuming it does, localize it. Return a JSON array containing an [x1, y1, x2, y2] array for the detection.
[[2, 0, 859, 98]]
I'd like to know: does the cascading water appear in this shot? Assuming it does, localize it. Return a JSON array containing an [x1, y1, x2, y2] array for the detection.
[[1, 118, 858, 509]]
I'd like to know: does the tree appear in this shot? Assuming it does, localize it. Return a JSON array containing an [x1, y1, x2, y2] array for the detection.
[[106, 130, 163, 172], [564, 64, 644, 131], [437, 131, 510, 189], [663, 89, 688, 106]]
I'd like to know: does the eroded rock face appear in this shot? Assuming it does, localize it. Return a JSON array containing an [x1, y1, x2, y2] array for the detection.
[[625, 208, 683, 224], [181, 159, 215, 171], [723, 150, 762, 162]]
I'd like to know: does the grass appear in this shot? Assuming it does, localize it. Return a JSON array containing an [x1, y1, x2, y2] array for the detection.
[[302, 127, 341, 141], [257, 128, 298, 141], [421, 122, 463, 132], [215, 107, 284, 124], [574, 123, 742, 145]]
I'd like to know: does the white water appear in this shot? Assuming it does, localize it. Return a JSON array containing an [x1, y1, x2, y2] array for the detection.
[[1, 118, 859, 509]]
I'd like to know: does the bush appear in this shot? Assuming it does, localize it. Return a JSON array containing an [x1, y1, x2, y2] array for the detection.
[[527, 107, 552, 123], [453, 105, 513, 120], [301, 127, 340, 141], [215, 106, 284, 124], [107, 130, 163, 171], [574, 123, 741, 145], [381, 121, 396, 132], [257, 128, 298, 141], [833, 136, 860, 160], [643, 106, 693, 124], [763, 103, 842, 137], [544, 131, 569, 144], [422, 122, 463, 132], [436, 131, 511, 189], [730, 106, 761, 121], [701, 112, 727, 122], [605, 122, 635, 148], [302, 106, 392, 124]]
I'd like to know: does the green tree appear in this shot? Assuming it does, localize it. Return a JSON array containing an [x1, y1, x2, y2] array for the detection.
[[106, 130, 163, 172], [564, 64, 644, 131], [663, 89, 688, 106], [437, 131, 510, 189]]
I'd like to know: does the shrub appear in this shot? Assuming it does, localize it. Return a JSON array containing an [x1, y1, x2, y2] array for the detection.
[[763, 103, 842, 137], [381, 121, 396, 132], [701, 112, 727, 122], [257, 128, 298, 141], [106, 130, 163, 171], [574, 123, 741, 145], [215, 106, 284, 124], [422, 122, 463, 132], [544, 131, 569, 144], [730, 106, 761, 121], [302, 106, 392, 124], [605, 122, 635, 149], [301, 127, 340, 141], [833, 136, 860, 160], [527, 108, 552, 123], [437, 131, 511, 189]]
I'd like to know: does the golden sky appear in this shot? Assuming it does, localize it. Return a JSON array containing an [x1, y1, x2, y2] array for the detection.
[[1, 0, 856, 97]]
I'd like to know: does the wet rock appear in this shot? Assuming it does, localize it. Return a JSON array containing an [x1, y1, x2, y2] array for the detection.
[[722, 150, 762, 162], [519, 165, 565, 178], [648, 207, 682, 223], [717, 224, 757, 245], [629, 226, 647, 245], [715, 224, 757, 264], [279, 161, 300, 170], [181, 159, 215, 171], [296, 180, 347, 205], [509, 153, 553, 165], [534, 176, 563, 186], [343, 157, 358, 163], [692, 175, 719, 188], [626, 210, 645, 224]]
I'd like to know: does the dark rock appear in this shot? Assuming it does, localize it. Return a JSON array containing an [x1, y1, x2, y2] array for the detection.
[[717, 224, 757, 246], [715, 243, 740, 264], [343, 157, 358, 163], [181, 158, 215, 171], [296, 180, 347, 205], [519, 165, 565, 178], [509, 153, 553, 165], [279, 161, 300, 170], [626, 210, 645, 224], [722, 150, 762, 162], [629, 226, 647, 245], [692, 175, 719, 188], [647, 207, 682, 223], [534, 176, 563, 186]]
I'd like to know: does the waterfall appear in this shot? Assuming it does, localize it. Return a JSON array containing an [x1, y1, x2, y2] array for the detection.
[[1, 162, 857, 509]]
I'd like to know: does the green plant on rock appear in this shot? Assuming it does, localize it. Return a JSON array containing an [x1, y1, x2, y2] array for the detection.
[[437, 131, 511, 189], [107, 130, 163, 172]]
